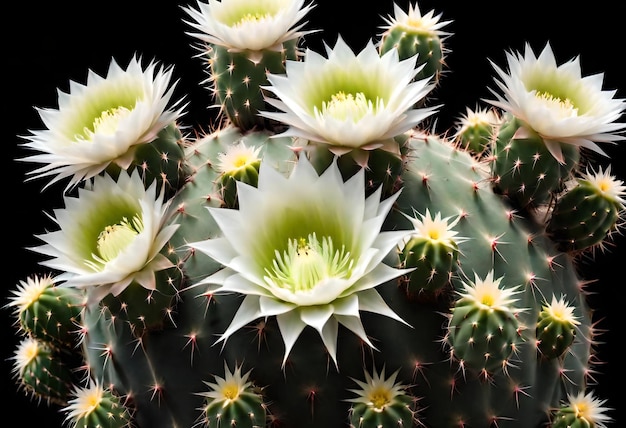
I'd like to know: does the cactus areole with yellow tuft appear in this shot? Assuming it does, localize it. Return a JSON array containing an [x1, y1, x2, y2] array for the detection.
[[9, 1, 624, 427]]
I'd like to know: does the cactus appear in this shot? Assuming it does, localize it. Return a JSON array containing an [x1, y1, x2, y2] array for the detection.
[[9, 1, 624, 427]]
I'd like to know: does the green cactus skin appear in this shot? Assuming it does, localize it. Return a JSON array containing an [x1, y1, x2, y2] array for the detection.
[[207, 41, 298, 131], [306, 135, 409, 198], [68, 132, 596, 428], [490, 116, 580, 209], [105, 123, 190, 200], [379, 28, 444, 86], [348, 399, 416, 428], [458, 121, 494, 154], [446, 285, 521, 375], [11, 337, 75, 406], [536, 299, 577, 360], [202, 394, 266, 428], [97, 267, 184, 336], [217, 156, 261, 209], [546, 175, 624, 252], [399, 234, 459, 296], [551, 413, 594, 428]]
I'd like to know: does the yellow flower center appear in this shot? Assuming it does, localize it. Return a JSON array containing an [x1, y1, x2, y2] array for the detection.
[[82, 106, 132, 139], [230, 11, 273, 27], [427, 228, 441, 240], [15, 280, 49, 311], [480, 294, 495, 307], [222, 382, 241, 401], [319, 91, 379, 123], [597, 178, 612, 193], [217, 142, 261, 174], [574, 402, 591, 419], [535, 91, 579, 119], [368, 387, 392, 411], [266, 234, 353, 293], [22, 340, 40, 364], [84, 392, 102, 413], [96, 216, 142, 263]]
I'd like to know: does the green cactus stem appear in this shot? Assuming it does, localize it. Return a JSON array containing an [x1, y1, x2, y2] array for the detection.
[[445, 270, 523, 375], [8, 274, 84, 347], [63, 381, 133, 428], [11, 337, 74, 406], [490, 115, 580, 209], [547, 166, 626, 252], [398, 208, 463, 296], [536, 295, 580, 360], [347, 367, 417, 428], [198, 363, 267, 428], [206, 42, 298, 131]]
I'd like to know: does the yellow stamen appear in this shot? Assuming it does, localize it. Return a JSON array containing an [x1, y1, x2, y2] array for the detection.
[[319, 91, 380, 123], [535, 91, 578, 118], [369, 387, 392, 411], [96, 216, 142, 263]]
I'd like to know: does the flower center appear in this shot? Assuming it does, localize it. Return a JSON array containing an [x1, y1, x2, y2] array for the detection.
[[318, 91, 380, 123], [368, 387, 392, 411], [23, 341, 40, 363], [535, 91, 579, 119], [222, 382, 241, 401], [230, 11, 273, 27], [18, 283, 47, 310], [597, 178, 612, 193], [427, 228, 441, 240], [480, 294, 496, 307], [96, 215, 143, 263], [217, 142, 261, 174], [82, 106, 132, 140], [83, 392, 102, 414], [265, 233, 353, 292], [574, 402, 590, 419]]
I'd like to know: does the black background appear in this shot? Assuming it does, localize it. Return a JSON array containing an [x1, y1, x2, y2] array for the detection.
[[4, 1, 623, 426]]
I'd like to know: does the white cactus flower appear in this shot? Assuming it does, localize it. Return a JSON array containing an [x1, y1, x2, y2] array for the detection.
[[454, 106, 501, 136], [380, 1, 452, 37], [260, 36, 437, 166], [486, 42, 626, 163], [215, 141, 262, 175], [558, 391, 613, 428], [542, 295, 580, 326], [6, 274, 56, 315], [347, 366, 408, 412], [200, 363, 254, 407], [183, 0, 315, 54], [20, 57, 185, 190], [31, 171, 179, 305], [401, 208, 466, 248], [188, 155, 412, 366], [583, 165, 626, 206], [458, 270, 521, 313], [64, 380, 105, 422], [10, 337, 42, 378]]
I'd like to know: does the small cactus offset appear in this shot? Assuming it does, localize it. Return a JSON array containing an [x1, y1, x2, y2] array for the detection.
[[10, 1, 625, 428]]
